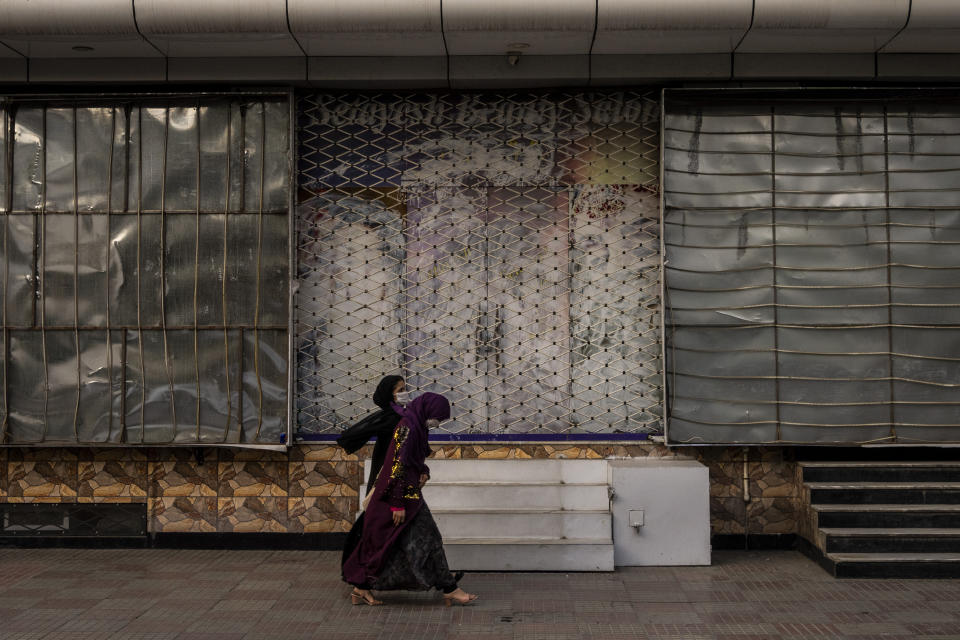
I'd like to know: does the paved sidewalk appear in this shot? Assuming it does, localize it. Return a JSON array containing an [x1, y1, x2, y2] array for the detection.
[[1, 548, 959, 640]]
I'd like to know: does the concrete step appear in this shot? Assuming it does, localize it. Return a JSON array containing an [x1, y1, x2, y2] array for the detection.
[[425, 482, 610, 511], [422, 459, 608, 484], [814, 504, 960, 529], [803, 461, 960, 577], [800, 462, 960, 467], [801, 462, 960, 483], [806, 482, 960, 505], [363, 459, 615, 571], [820, 527, 960, 536], [443, 538, 614, 571], [824, 552, 960, 579], [821, 527, 960, 554], [432, 508, 612, 540], [806, 482, 960, 488], [829, 552, 960, 561]]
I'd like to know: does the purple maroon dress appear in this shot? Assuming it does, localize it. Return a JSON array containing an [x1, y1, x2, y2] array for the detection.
[[341, 393, 457, 593]]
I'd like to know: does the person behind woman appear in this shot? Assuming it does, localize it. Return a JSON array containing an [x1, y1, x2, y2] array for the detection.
[[338, 376, 405, 572], [337, 375, 406, 493], [342, 392, 478, 607]]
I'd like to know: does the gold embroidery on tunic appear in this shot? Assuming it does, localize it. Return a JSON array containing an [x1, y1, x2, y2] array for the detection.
[[389, 425, 409, 481], [387, 424, 420, 500]]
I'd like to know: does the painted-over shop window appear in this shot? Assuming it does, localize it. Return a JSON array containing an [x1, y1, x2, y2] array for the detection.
[[0, 96, 291, 445], [295, 92, 663, 439], [663, 90, 960, 445]]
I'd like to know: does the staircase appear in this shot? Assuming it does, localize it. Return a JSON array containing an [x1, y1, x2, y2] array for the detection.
[[367, 459, 615, 571], [801, 461, 960, 578]]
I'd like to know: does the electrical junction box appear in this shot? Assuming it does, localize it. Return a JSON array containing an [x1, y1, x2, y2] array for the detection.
[[608, 459, 710, 566]]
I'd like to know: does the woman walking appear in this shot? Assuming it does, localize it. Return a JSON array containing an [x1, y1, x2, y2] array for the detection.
[[337, 376, 406, 571], [337, 375, 406, 493], [342, 392, 478, 607]]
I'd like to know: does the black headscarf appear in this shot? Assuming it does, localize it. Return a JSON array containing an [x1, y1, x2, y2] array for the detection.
[[336, 376, 404, 492], [372, 375, 403, 412]]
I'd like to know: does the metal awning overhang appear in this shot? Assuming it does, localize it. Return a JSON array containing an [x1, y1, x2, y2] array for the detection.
[[2, 0, 960, 87]]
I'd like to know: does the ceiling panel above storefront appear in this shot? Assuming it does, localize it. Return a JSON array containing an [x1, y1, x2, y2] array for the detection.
[[0, 0, 160, 58], [443, 0, 595, 56], [593, 0, 754, 55], [737, 0, 910, 54], [880, 0, 960, 53], [135, 0, 302, 57], [2, 1, 960, 85], [288, 0, 446, 57]]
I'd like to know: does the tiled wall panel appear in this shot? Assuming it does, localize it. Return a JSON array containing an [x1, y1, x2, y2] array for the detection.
[[0, 445, 798, 536]]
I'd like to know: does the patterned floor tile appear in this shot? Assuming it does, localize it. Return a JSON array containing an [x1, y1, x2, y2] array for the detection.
[[0, 550, 955, 639]]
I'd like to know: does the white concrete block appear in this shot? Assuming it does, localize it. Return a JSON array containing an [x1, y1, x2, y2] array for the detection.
[[363, 458, 616, 571], [426, 482, 610, 511], [432, 509, 611, 540], [608, 459, 711, 566], [444, 540, 614, 571], [423, 459, 562, 483], [560, 461, 609, 485]]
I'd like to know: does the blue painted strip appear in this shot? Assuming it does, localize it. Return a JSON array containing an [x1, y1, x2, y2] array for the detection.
[[296, 432, 650, 443]]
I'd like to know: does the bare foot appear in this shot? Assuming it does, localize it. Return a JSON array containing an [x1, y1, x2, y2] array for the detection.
[[442, 587, 478, 606]]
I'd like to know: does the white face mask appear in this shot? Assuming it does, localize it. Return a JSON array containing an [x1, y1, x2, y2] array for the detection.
[[395, 391, 412, 405], [425, 418, 440, 429]]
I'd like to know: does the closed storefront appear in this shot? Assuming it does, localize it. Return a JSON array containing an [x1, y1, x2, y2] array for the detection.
[[664, 90, 960, 445], [295, 92, 663, 440]]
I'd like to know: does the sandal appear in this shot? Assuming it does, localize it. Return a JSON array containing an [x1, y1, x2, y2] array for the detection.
[[350, 589, 383, 606]]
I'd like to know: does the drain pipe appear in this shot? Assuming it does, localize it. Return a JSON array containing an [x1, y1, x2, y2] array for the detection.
[[742, 447, 750, 550]]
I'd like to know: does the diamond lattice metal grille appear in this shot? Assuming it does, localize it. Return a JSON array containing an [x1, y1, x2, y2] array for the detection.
[[296, 92, 662, 439]]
